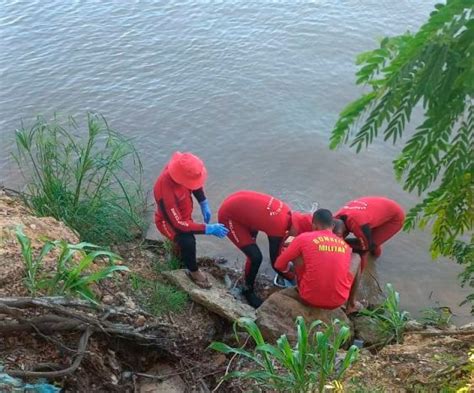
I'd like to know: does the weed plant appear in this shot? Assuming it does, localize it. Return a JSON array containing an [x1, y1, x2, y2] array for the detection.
[[153, 239, 183, 273], [14, 113, 146, 245], [16, 226, 128, 302], [210, 316, 358, 393], [359, 283, 409, 344], [420, 306, 453, 328]]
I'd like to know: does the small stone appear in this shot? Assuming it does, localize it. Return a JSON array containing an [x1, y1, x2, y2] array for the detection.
[[212, 353, 227, 368], [102, 295, 114, 305], [405, 320, 424, 331], [122, 371, 133, 379], [459, 322, 474, 330], [135, 315, 146, 327], [30, 224, 37, 230], [125, 299, 137, 309]]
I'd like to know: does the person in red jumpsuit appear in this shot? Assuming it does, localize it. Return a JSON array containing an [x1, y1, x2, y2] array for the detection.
[[217, 190, 313, 308], [154, 152, 228, 288], [333, 196, 405, 270], [274, 209, 361, 311]]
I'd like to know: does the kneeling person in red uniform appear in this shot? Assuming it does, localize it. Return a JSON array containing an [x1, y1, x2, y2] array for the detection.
[[154, 152, 228, 288], [274, 209, 361, 311], [333, 196, 405, 270], [218, 190, 312, 308]]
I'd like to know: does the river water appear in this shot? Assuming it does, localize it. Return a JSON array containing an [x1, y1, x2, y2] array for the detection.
[[0, 0, 471, 323]]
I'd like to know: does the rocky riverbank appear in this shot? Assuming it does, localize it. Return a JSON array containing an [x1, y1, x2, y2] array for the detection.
[[0, 191, 472, 392]]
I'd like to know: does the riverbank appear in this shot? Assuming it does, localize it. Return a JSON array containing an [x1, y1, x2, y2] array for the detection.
[[0, 191, 472, 392]]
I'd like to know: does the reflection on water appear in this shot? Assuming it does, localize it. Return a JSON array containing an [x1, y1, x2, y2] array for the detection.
[[0, 0, 471, 323]]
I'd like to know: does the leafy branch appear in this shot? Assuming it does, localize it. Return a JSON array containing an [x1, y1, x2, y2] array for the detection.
[[329, 0, 473, 311]]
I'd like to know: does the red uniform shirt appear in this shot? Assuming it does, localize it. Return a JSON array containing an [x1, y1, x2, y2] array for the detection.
[[274, 229, 353, 309], [218, 190, 292, 239], [154, 167, 206, 234], [291, 211, 313, 234], [334, 196, 404, 250]]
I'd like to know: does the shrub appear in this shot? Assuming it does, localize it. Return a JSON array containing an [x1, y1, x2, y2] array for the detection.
[[16, 226, 128, 303], [13, 113, 146, 245], [359, 283, 409, 344], [210, 316, 358, 393]]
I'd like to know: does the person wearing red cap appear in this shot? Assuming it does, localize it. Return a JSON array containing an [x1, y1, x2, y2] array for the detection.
[[333, 196, 405, 270], [217, 190, 312, 308], [154, 152, 228, 288], [274, 209, 361, 311]]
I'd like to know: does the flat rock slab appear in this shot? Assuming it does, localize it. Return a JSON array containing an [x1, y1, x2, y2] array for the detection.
[[163, 270, 256, 322]]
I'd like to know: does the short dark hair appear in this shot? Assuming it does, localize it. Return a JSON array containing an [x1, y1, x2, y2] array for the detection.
[[312, 208, 333, 228], [333, 218, 345, 233]]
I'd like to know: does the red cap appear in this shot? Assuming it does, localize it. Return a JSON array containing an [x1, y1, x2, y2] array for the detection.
[[291, 211, 313, 235], [167, 152, 208, 190]]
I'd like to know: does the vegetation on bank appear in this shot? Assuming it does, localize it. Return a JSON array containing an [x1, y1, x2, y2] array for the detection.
[[358, 283, 409, 344], [14, 113, 147, 245], [329, 0, 474, 311], [211, 317, 358, 393], [16, 226, 128, 303], [130, 271, 188, 316]]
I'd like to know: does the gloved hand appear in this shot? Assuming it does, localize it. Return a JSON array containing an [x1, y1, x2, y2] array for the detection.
[[205, 223, 229, 238], [199, 199, 211, 224]]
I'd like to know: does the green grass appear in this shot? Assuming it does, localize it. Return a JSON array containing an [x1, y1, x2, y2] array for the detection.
[[148, 282, 188, 315], [129, 273, 188, 316], [419, 306, 453, 328], [210, 317, 359, 393], [152, 239, 183, 273], [13, 113, 146, 245], [16, 226, 128, 303]]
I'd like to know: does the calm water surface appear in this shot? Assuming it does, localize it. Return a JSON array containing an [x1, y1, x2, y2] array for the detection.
[[1, 0, 471, 323]]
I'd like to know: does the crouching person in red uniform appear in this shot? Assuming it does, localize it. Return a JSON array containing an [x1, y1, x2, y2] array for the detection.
[[274, 209, 361, 313], [218, 190, 313, 308], [154, 152, 228, 289], [333, 196, 405, 270]]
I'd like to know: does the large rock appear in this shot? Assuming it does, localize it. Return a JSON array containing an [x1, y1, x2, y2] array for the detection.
[[163, 269, 256, 322], [352, 315, 392, 346], [357, 258, 385, 307], [256, 288, 351, 343]]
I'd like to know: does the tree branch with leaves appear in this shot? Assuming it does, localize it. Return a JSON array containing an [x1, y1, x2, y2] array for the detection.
[[329, 0, 473, 311]]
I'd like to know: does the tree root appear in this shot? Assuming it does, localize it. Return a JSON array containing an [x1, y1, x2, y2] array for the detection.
[[6, 327, 93, 378], [0, 297, 182, 378], [408, 330, 474, 337]]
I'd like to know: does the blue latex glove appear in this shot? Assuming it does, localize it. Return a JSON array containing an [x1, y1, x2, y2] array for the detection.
[[199, 199, 212, 223], [205, 223, 229, 238]]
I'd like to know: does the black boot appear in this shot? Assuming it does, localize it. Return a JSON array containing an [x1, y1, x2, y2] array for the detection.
[[242, 288, 263, 308]]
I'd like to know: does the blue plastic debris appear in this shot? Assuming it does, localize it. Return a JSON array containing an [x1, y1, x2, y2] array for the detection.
[[0, 367, 61, 393]]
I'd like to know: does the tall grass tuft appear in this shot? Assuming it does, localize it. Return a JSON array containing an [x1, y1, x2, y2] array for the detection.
[[13, 113, 146, 245]]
